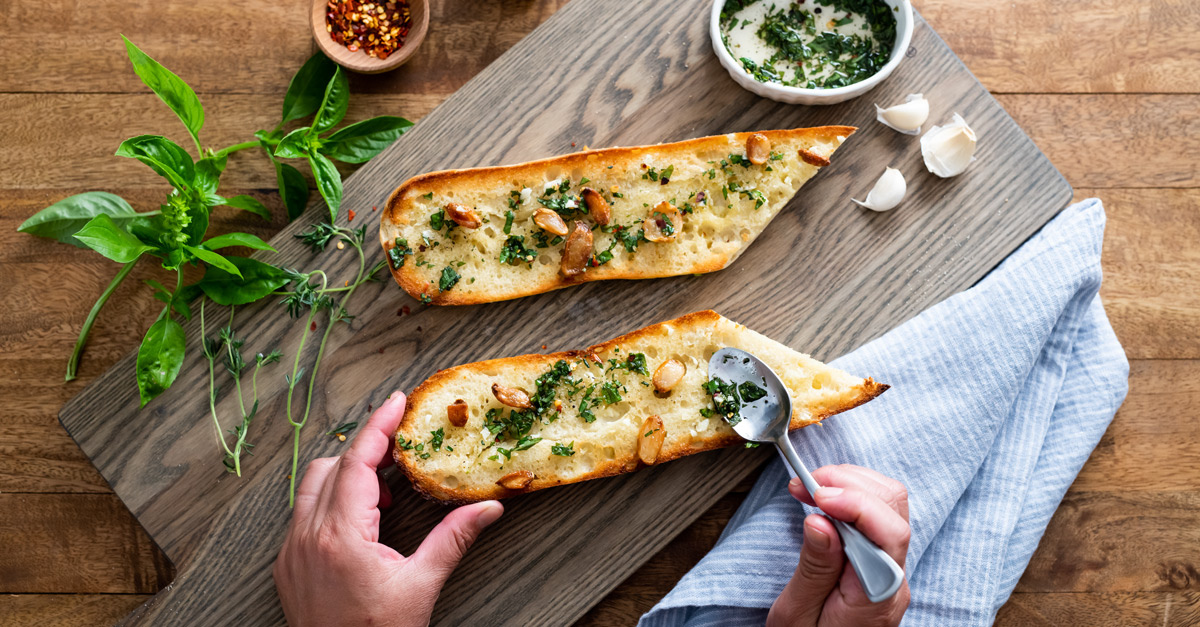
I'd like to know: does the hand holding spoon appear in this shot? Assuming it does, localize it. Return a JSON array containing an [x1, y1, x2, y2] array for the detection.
[[707, 347, 905, 603]]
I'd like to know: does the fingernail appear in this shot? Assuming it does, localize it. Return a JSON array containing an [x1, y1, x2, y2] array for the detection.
[[387, 391, 405, 405], [806, 520, 831, 551], [788, 478, 803, 490], [815, 487, 843, 499], [477, 501, 503, 526]]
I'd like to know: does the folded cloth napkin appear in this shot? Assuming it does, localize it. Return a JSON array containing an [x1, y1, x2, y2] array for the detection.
[[639, 199, 1129, 626]]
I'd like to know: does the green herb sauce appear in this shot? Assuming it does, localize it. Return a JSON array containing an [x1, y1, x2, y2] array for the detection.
[[721, 0, 897, 89]]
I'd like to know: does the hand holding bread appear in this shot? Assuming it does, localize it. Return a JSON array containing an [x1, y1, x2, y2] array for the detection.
[[274, 393, 504, 627]]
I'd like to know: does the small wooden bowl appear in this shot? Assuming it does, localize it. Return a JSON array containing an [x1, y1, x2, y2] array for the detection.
[[311, 0, 429, 74]]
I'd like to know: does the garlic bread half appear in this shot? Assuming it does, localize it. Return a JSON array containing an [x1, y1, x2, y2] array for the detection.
[[380, 127, 854, 305], [394, 310, 886, 503]]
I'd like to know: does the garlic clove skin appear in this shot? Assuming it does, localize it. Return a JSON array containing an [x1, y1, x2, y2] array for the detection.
[[852, 167, 907, 212], [875, 94, 930, 135], [921, 112, 977, 178]]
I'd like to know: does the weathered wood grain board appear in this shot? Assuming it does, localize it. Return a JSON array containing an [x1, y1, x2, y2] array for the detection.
[[59, 1, 1071, 624]]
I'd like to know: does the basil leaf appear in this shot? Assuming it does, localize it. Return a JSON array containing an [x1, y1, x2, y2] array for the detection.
[[116, 135, 195, 189], [17, 192, 139, 248], [196, 257, 291, 306], [274, 128, 311, 159], [183, 244, 243, 277], [127, 213, 172, 255], [319, 116, 413, 164], [219, 194, 272, 220], [136, 316, 186, 408], [74, 214, 156, 263], [281, 53, 338, 124], [183, 203, 210, 247], [203, 232, 276, 252], [122, 36, 204, 149], [310, 67, 349, 134], [308, 151, 343, 220], [194, 155, 226, 195], [257, 138, 309, 221], [277, 162, 310, 221]]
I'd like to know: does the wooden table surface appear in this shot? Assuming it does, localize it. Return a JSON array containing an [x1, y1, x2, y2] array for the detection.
[[0, 0, 1196, 624]]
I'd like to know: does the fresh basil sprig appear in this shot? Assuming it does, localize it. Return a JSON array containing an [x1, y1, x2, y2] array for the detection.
[[255, 62, 413, 223], [17, 38, 411, 496]]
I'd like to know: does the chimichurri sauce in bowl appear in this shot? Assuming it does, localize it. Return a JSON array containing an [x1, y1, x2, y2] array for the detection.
[[721, 0, 898, 90]]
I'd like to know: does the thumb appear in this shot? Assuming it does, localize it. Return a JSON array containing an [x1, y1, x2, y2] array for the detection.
[[769, 483, 846, 627], [411, 501, 504, 585]]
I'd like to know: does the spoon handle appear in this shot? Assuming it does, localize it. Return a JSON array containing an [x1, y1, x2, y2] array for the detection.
[[774, 434, 906, 603]]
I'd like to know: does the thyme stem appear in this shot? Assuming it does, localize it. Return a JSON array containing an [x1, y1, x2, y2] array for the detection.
[[285, 229, 371, 507], [201, 299, 237, 470], [225, 306, 247, 417]]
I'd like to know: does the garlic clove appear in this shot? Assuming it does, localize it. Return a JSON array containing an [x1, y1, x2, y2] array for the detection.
[[852, 167, 907, 212], [920, 113, 977, 178], [875, 94, 930, 135]]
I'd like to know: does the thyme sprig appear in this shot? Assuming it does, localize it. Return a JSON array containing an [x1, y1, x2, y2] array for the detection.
[[279, 224, 385, 507], [200, 301, 283, 476]]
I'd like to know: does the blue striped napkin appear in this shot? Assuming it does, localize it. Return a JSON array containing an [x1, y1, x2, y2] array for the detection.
[[639, 199, 1129, 626]]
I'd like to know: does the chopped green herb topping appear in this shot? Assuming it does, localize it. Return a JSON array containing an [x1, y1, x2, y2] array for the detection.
[[607, 352, 648, 376], [538, 179, 586, 219], [552, 441, 576, 456], [499, 235, 537, 265], [703, 376, 744, 426], [533, 229, 565, 248], [739, 381, 768, 403], [497, 434, 542, 459], [438, 266, 460, 291], [327, 421, 358, 437], [388, 237, 413, 268], [579, 384, 598, 423], [600, 380, 624, 404]]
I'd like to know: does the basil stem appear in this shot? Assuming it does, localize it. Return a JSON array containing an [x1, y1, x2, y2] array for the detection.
[[212, 140, 260, 159], [66, 259, 138, 381]]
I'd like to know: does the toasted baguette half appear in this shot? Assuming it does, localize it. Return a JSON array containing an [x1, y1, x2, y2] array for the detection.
[[380, 127, 854, 305], [394, 310, 886, 503]]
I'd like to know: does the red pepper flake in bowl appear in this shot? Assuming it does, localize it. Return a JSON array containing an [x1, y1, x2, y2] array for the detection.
[[326, 0, 412, 60]]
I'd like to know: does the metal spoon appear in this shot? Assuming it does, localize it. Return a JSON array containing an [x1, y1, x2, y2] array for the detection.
[[708, 347, 905, 603]]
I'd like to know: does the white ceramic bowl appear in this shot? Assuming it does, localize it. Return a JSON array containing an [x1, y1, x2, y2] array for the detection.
[[710, 0, 914, 105]]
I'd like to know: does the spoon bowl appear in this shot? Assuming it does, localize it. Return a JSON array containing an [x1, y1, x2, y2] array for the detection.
[[707, 347, 793, 443], [311, 0, 430, 74], [708, 347, 905, 603]]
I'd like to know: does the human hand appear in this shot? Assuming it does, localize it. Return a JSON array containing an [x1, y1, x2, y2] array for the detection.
[[767, 464, 911, 627], [273, 392, 504, 627]]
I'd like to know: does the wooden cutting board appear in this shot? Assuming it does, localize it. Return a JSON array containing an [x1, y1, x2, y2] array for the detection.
[[60, 1, 1071, 624]]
